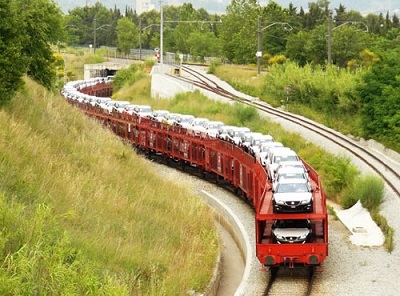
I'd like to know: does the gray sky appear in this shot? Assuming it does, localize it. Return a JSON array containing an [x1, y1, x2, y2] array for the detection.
[[57, 0, 400, 16]]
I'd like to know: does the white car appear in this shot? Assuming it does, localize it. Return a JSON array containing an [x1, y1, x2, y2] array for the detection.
[[240, 132, 263, 152], [226, 127, 251, 145], [123, 104, 140, 115], [256, 142, 284, 167], [196, 120, 225, 137], [148, 110, 170, 122], [249, 134, 274, 156], [265, 147, 293, 179], [272, 219, 312, 244], [173, 114, 195, 127], [275, 161, 309, 177], [132, 105, 153, 117], [162, 113, 183, 125], [272, 178, 314, 213], [101, 100, 120, 114], [272, 166, 310, 191], [112, 101, 132, 113], [217, 125, 237, 141]]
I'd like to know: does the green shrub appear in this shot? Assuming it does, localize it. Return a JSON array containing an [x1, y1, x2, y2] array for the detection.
[[113, 64, 145, 91], [325, 156, 359, 199], [207, 58, 222, 74], [359, 175, 385, 210], [340, 174, 384, 210]]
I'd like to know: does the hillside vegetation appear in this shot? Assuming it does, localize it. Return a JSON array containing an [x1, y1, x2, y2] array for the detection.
[[0, 78, 218, 294]]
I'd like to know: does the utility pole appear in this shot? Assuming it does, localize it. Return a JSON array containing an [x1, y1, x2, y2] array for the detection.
[[93, 18, 97, 54], [257, 17, 261, 75], [327, 12, 332, 65], [139, 18, 142, 61], [160, 1, 164, 64]]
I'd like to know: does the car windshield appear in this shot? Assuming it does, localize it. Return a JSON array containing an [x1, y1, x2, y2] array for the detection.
[[208, 123, 223, 129], [260, 145, 272, 152], [275, 220, 310, 229], [138, 107, 152, 112], [281, 155, 298, 162], [234, 130, 246, 137], [276, 182, 308, 193], [277, 173, 305, 182]]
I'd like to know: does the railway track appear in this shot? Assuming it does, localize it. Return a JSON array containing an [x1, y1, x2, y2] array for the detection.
[[175, 64, 400, 199], [263, 267, 317, 296]]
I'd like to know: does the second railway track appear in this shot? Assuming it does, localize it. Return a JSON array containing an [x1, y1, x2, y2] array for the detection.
[[176, 64, 400, 199]]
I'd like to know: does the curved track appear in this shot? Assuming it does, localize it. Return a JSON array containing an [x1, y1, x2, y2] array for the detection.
[[174, 65, 400, 199]]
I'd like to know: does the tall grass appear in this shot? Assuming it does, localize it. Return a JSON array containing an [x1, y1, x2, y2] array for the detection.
[[0, 78, 218, 294], [341, 174, 384, 210]]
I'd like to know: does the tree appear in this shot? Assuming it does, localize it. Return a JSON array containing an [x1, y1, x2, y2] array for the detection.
[[286, 31, 312, 66], [64, 3, 116, 47], [0, 0, 27, 104], [138, 9, 161, 50], [356, 49, 400, 146], [17, 0, 63, 89], [302, 1, 328, 30], [116, 17, 138, 55], [331, 26, 370, 67], [220, 0, 261, 63], [188, 32, 221, 62], [0, 0, 63, 103]]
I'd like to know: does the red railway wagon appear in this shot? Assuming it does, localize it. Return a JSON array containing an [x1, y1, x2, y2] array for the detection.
[[68, 80, 328, 271], [255, 162, 328, 268]]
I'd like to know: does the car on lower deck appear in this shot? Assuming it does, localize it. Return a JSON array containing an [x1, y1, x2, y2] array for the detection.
[[272, 219, 312, 244]]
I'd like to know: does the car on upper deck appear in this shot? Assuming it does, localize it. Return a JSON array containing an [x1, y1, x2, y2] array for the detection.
[[272, 166, 310, 191], [148, 110, 170, 122], [196, 120, 225, 138], [226, 127, 251, 145], [173, 114, 195, 127], [272, 178, 313, 213], [256, 142, 284, 167], [132, 105, 153, 117], [112, 101, 132, 113], [266, 148, 300, 180]]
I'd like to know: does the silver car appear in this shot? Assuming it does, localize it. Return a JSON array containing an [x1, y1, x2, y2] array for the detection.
[[272, 178, 313, 213], [272, 219, 312, 244]]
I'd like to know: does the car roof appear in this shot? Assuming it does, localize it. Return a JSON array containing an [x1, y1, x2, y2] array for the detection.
[[277, 178, 308, 184], [276, 167, 307, 174]]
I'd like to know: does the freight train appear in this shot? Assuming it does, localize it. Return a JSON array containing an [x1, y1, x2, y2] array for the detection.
[[61, 76, 328, 271]]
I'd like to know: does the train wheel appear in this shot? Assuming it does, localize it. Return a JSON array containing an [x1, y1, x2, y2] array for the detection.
[[270, 266, 279, 277]]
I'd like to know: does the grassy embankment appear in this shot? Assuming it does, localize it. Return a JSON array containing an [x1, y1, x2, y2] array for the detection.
[[113, 61, 392, 251], [0, 77, 218, 294]]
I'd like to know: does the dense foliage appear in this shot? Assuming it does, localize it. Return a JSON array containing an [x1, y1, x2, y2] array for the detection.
[[355, 49, 400, 150], [0, 0, 26, 104], [0, 0, 63, 104]]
